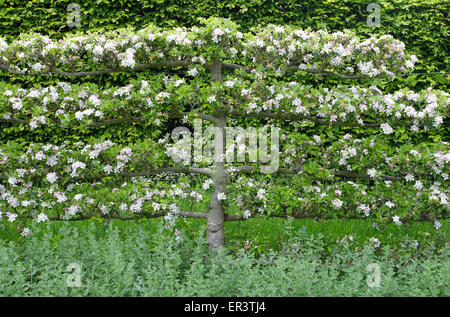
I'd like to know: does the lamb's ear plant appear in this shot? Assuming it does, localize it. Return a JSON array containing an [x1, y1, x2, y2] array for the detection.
[[0, 222, 448, 296]]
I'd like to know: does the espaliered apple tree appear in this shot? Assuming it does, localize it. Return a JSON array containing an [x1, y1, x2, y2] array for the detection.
[[0, 18, 448, 250]]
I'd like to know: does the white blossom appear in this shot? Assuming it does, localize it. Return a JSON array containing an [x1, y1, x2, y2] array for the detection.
[[367, 168, 377, 178], [217, 192, 227, 201], [392, 215, 401, 225], [7, 213, 17, 222], [21, 228, 31, 237], [187, 67, 198, 76], [36, 212, 48, 223], [203, 179, 214, 190], [369, 237, 381, 248], [332, 198, 343, 209], [434, 220, 441, 230], [380, 123, 394, 134], [46, 172, 58, 184]]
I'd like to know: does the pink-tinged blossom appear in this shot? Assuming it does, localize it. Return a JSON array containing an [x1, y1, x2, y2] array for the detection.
[[54, 192, 67, 203], [119, 203, 128, 212], [385, 201, 395, 208], [35, 151, 45, 160], [217, 192, 227, 201], [130, 199, 143, 213], [120, 48, 136, 68], [164, 212, 174, 223], [358, 204, 370, 217], [21, 227, 30, 237], [67, 205, 79, 216], [414, 181, 423, 190], [36, 212, 48, 223], [332, 198, 343, 209]]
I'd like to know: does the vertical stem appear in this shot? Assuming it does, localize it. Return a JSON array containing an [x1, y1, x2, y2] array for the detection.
[[207, 58, 226, 251]]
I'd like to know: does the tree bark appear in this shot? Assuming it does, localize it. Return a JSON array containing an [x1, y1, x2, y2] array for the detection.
[[206, 59, 227, 251], [207, 170, 226, 251]]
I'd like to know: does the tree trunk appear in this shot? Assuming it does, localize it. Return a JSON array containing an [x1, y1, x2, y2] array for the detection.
[[207, 175, 225, 251], [206, 58, 226, 251]]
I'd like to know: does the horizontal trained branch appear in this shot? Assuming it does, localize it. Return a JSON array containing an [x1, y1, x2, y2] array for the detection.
[[0, 167, 214, 183], [223, 213, 436, 223], [286, 66, 392, 79], [0, 61, 195, 77], [0, 17, 418, 80], [39, 210, 208, 221], [228, 110, 380, 127], [73, 167, 214, 182], [0, 79, 446, 133], [228, 165, 429, 182]]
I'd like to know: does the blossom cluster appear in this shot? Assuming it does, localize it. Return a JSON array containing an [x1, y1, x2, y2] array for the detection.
[[244, 24, 418, 77], [0, 17, 241, 75], [221, 78, 449, 133], [226, 170, 448, 227], [0, 18, 416, 78], [0, 172, 209, 234], [0, 75, 192, 129], [1, 129, 447, 231], [0, 78, 447, 134]]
